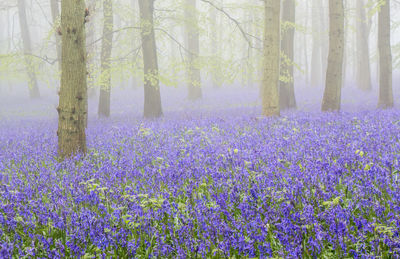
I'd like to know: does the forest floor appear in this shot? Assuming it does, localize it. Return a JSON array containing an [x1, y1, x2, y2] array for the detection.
[[1, 86, 400, 257]]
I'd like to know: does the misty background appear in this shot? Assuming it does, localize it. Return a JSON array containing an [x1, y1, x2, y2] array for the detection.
[[0, 0, 399, 120]]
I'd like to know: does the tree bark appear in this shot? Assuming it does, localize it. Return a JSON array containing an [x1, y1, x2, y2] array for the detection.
[[378, 0, 393, 108], [57, 0, 87, 158], [17, 0, 40, 99], [322, 0, 344, 112], [355, 0, 372, 91], [138, 0, 163, 118], [185, 0, 202, 100], [279, 0, 296, 110], [261, 0, 280, 117], [98, 0, 114, 117]]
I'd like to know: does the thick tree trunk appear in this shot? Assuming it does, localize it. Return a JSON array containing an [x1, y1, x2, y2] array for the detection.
[[322, 0, 344, 111], [378, 0, 393, 108], [57, 0, 87, 158], [279, 0, 296, 110], [17, 0, 40, 99], [98, 0, 114, 117], [356, 0, 372, 91], [185, 0, 202, 100], [138, 0, 163, 118], [311, 0, 322, 87], [50, 0, 62, 70], [261, 0, 280, 117]]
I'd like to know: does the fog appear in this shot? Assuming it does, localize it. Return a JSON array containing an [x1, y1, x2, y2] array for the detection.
[[0, 0, 398, 121]]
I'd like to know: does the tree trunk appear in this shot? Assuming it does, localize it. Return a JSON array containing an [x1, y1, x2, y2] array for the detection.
[[209, 1, 220, 88], [279, 0, 296, 110], [355, 0, 372, 91], [185, 0, 202, 100], [322, 0, 344, 111], [50, 0, 62, 71], [378, 0, 393, 108], [303, 0, 310, 85], [311, 0, 322, 87], [86, 0, 97, 99], [17, 0, 40, 99], [138, 0, 163, 118], [98, 0, 114, 117], [319, 0, 329, 79], [261, 0, 280, 117], [131, 0, 141, 89], [57, 0, 87, 158]]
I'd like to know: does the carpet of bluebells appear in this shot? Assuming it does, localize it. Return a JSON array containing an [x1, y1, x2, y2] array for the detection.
[[1, 106, 400, 258]]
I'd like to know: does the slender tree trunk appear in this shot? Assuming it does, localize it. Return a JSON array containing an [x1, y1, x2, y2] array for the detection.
[[209, 1, 222, 88], [311, 0, 322, 87], [355, 0, 372, 91], [98, 0, 114, 117], [303, 0, 310, 85], [138, 0, 163, 118], [131, 0, 140, 88], [319, 0, 329, 79], [342, 0, 350, 87], [86, 0, 97, 98], [322, 0, 344, 111], [378, 0, 393, 108], [280, 0, 296, 110], [17, 0, 40, 99], [57, 0, 87, 158], [185, 0, 202, 100], [261, 0, 280, 117], [50, 0, 62, 71]]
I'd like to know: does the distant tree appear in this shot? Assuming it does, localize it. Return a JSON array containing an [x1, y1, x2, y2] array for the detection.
[[86, 0, 98, 100], [378, 0, 393, 108], [138, 0, 163, 118], [57, 0, 87, 158], [50, 0, 61, 70], [261, 0, 280, 117], [311, 0, 322, 87], [98, 0, 114, 117], [280, 0, 296, 110], [319, 0, 329, 78], [17, 0, 40, 98], [355, 0, 372, 91], [185, 0, 202, 100], [209, 1, 221, 88], [322, 0, 344, 111]]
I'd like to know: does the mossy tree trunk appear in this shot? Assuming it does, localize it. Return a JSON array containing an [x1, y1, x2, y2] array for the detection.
[[138, 0, 163, 118], [98, 0, 114, 117], [321, 0, 344, 111], [17, 0, 40, 99], [279, 0, 296, 110], [185, 0, 202, 100], [377, 0, 393, 108], [57, 0, 87, 158], [261, 0, 280, 117]]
